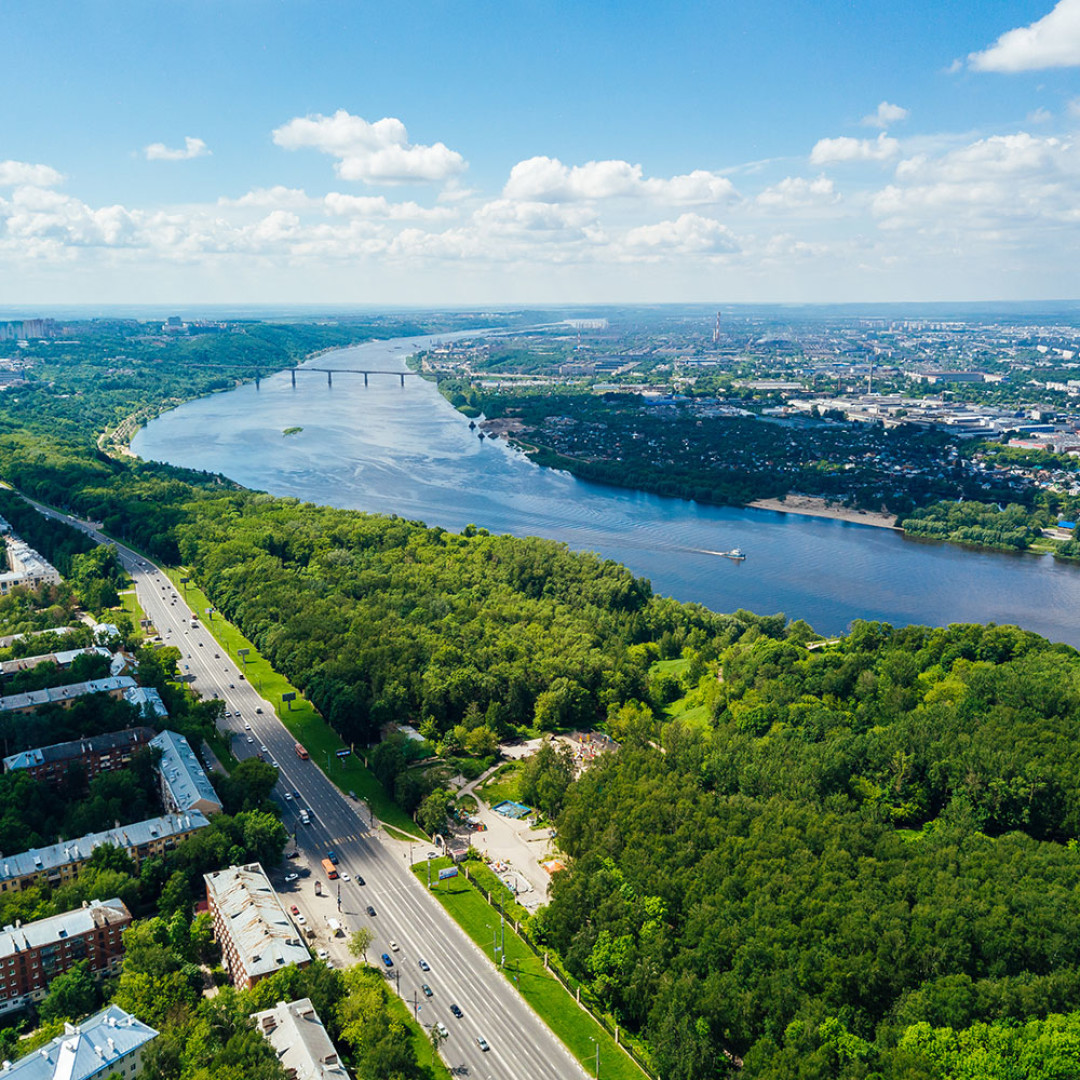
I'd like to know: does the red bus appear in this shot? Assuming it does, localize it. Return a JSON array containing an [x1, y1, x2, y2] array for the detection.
[[294, 742, 309, 760]]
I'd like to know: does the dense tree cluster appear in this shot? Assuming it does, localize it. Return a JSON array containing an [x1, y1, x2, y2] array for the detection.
[[540, 620, 1080, 1078]]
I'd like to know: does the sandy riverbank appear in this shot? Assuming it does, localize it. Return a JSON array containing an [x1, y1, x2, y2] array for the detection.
[[748, 495, 899, 530]]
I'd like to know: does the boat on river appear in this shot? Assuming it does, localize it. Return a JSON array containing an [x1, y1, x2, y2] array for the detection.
[[720, 548, 746, 560]]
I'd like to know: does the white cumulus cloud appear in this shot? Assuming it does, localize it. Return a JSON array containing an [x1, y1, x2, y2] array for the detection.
[[861, 102, 910, 128], [623, 213, 739, 254], [503, 156, 737, 204], [144, 136, 211, 162], [756, 175, 838, 209], [969, 0, 1080, 72], [810, 133, 900, 165], [0, 161, 64, 187], [272, 110, 466, 185], [219, 186, 314, 209]]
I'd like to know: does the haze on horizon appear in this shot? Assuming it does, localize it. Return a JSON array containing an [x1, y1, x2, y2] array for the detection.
[[3, 0, 1080, 306]]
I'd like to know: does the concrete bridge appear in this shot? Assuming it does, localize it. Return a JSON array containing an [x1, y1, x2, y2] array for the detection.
[[179, 362, 420, 388]]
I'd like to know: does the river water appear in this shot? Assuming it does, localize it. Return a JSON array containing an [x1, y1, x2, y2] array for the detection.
[[132, 335, 1080, 645]]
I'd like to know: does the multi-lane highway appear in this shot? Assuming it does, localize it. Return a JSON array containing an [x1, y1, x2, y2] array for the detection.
[[29, 499, 589, 1080]]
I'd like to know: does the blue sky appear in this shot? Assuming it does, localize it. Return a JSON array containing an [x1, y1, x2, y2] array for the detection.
[[2, 0, 1080, 305]]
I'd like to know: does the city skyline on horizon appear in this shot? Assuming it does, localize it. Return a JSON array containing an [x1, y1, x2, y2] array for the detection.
[[3, 0, 1080, 306]]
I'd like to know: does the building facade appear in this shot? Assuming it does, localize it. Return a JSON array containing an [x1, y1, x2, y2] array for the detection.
[[0, 899, 132, 1016], [0, 812, 211, 896], [0, 1005, 156, 1078], [149, 731, 222, 816], [205, 864, 309, 990], [3, 727, 156, 784]]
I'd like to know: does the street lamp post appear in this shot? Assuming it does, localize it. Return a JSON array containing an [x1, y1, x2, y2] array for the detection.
[[589, 1037, 600, 1079]]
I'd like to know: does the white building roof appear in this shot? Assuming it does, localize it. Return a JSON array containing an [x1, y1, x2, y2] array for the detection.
[[0, 676, 135, 714], [0, 647, 110, 679], [0, 1004, 157, 1078], [150, 730, 220, 814], [123, 686, 168, 719], [251, 998, 347, 1079], [0, 811, 210, 887], [0, 899, 130, 962], [205, 864, 310, 982]]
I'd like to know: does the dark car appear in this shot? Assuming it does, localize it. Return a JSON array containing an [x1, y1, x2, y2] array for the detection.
[[450, 1004, 463, 1019], [356, 876, 365, 886], [285, 851, 300, 860], [421, 983, 432, 997], [326, 851, 339, 865], [366, 905, 376, 917], [381, 953, 393, 967], [418, 958, 430, 972]]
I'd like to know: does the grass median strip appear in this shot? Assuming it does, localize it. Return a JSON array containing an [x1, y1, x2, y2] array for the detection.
[[163, 566, 424, 839], [415, 864, 648, 1080]]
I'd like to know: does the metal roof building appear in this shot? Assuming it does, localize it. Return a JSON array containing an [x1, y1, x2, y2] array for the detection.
[[0, 812, 211, 893], [0, 676, 136, 715], [0, 1004, 157, 1078], [205, 864, 310, 989], [150, 730, 221, 816], [251, 998, 348, 1080]]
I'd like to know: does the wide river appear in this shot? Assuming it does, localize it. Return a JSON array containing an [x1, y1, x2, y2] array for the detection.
[[133, 334, 1080, 645]]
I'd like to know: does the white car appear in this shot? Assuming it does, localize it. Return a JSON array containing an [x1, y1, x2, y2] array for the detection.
[[295, 913, 306, 925], [284, 873, 298, 882], [284, 793, 293, 801], [244, 721, 251, 730], [340, 872, 350, 882], [389, 940, 400, 952], [436, 1022, 449, 1038], [316, 948, 329, 960], [246, 736, 253, 744]]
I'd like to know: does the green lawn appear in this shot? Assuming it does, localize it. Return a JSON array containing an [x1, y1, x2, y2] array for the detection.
[[117, 588, 146, 625], [649, 657, 692, 676], [417, 865, 650, 1080], [163, 567, 424, 839], [477, 761, 523, 807], [385, 983, 455, 1080]]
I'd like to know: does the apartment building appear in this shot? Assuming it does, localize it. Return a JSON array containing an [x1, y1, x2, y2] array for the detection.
[[0, 812, 211, 895], [251, 998, 348, 1080], [2, 727, 156, 784], [0, 677, 136, 717], [149, 731, 222, 816], [205, 864, 309, 990], [0, 1004, 157, 1078], [0, 899, 132, 1016]]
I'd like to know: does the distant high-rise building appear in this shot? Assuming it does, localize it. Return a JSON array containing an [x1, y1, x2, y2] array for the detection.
[[713, 312, 721, 346]]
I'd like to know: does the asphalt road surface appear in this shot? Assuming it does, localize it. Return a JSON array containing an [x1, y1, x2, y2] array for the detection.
[[28, 499, 589, 1080]]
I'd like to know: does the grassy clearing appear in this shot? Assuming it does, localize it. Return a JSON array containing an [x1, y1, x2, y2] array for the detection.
[[117, 589, 146, 625], [384, 982, 455, 1080], [163, 566, 424, 839], [418, 865, 648, 1080], [650, 657, 692, 676], [477, 760, 523, 807]]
